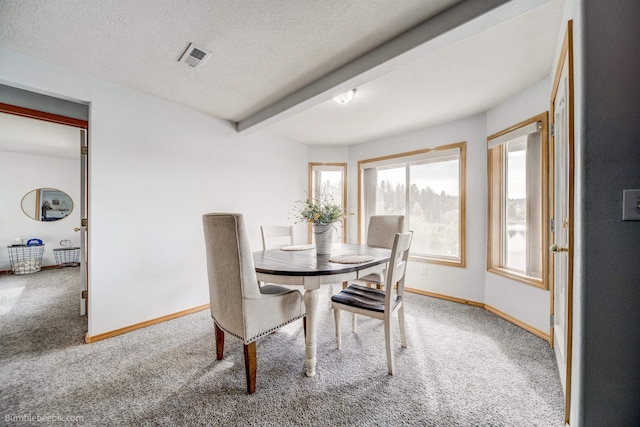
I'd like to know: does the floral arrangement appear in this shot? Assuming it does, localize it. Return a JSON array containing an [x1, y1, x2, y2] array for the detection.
[[292, 193, 350, 225]]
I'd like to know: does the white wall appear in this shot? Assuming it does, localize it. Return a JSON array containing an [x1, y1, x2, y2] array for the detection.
[[348, 114, 487, 303], [485, 77, 551, 135], [307, 145, 349, 164], [484, 77, 551, 333], [0, 151, 81, 270], [0, 47, 308, 337]]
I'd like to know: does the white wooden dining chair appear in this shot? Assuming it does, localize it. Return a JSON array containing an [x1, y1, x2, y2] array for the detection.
[[260, 225, 294, 250], [348, 215, 404, 329], [331, 231, 413, 375], [203, 213, 306, 394], [259, 225, 296, 290]]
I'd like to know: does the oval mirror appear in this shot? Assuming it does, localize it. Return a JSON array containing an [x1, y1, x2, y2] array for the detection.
[[21, 188, 74, 222]]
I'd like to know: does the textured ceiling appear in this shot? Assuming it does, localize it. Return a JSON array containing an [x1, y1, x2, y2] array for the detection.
[[0, 0, 566, 146], [0, 0, 461, 120]]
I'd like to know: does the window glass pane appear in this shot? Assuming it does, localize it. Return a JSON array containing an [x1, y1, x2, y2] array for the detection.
[[310, 164, 347, 243], [409, 159, 459, 258], [318, 170, 344, 243], [313, 170, 345, 243], [505, 138, 527, 272], [317, 170, 343, 206], [376, 166, 406, 215]]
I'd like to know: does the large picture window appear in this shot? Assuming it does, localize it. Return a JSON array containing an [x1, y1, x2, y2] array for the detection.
[[358, 142, 466, 267], [487, 113, 548, 288]]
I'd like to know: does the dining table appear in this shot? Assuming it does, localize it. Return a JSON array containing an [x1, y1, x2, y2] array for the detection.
[[253, 243, 391, 377]]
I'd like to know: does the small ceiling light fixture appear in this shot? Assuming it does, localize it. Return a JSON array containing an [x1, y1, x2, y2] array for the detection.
[[333, 89, 356, 104]]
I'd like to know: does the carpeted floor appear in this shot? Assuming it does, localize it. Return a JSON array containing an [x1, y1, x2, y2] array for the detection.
[[0, 268, 564, 426]]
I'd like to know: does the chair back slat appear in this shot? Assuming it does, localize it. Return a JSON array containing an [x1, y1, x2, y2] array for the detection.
[[384, 232, 413, 305]]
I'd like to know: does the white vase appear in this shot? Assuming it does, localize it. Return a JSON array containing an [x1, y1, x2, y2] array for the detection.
[[313, 223, 334, 255]]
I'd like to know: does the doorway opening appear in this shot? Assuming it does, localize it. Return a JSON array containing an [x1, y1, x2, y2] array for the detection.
[[0, 100, 89, 340]]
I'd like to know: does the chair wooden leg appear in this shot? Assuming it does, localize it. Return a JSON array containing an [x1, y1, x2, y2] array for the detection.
[[214, 324, 224, 360], [399, 305, 408, 348], [384, 316, 395, 375], [333, 308, 342, 349], [303, 316, 307, 338], [243, 341, 257, 394]]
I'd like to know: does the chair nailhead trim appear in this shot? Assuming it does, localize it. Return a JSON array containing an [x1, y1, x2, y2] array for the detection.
[[215, 314, 306, 345]]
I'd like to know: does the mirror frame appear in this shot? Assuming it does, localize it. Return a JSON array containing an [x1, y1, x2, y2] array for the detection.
[[21, 187, 74, 222]]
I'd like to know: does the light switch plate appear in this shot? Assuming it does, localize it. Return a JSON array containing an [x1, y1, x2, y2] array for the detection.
[[622, 189, 640, 220]]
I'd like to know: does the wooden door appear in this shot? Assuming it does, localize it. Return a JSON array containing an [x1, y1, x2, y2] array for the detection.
[[549, 20, 574, 424]]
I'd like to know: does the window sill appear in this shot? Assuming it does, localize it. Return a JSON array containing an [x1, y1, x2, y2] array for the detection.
[[410, 254, 465, 268], [487, 267, 546, 289]]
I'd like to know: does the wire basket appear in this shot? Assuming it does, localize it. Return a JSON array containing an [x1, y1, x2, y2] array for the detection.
[[53, 247, 81, 267], [7, 244, 45, 275]]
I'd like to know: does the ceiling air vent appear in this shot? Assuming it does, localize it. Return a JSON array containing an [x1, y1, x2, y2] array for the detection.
[[179, 42, 211, 69]]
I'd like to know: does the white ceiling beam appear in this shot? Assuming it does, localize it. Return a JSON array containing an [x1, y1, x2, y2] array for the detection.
[[237, 0, 556, 134]]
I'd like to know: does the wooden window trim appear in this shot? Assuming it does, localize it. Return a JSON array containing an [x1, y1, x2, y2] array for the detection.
[[487, 112, 549, 289], [358, 141, 466, 267], [308, 162, 348, 243]]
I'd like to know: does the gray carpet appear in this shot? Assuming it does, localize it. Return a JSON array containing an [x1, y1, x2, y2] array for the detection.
[[0, 268, 564, 426]]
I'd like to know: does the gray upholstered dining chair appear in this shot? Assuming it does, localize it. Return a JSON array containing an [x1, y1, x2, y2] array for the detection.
[[331, 231, 413, 375], [202, 213, 306, 394], [354, 215, 405, 289], [260, 225, 294, 250]]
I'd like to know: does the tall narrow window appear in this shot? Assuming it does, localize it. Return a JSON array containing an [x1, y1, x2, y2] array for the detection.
[[359, 142, 466, 267], [309, 163, 347, 243], [487, 113, 548, 288]]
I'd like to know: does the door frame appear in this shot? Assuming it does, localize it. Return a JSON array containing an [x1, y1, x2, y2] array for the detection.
[[0, 102, 89, 320], [549, 20, 574, 425], [0, 102, 87, 128]]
